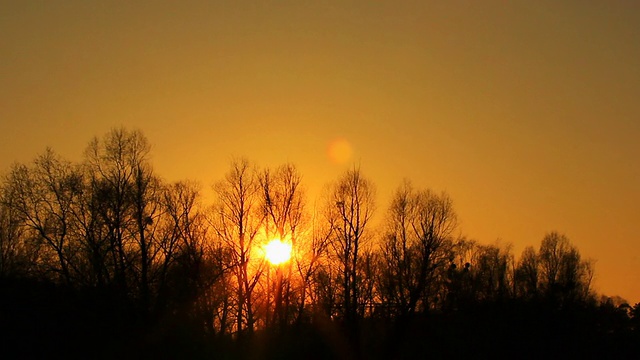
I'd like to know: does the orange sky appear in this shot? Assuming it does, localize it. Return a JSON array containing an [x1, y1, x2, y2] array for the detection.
[[1, 1, 639, 303]]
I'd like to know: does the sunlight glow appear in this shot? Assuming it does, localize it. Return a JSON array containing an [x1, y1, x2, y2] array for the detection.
[[264, 239, 292, 265]]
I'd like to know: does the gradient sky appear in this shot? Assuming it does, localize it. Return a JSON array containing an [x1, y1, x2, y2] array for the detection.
[[1, 1, 639, 303]]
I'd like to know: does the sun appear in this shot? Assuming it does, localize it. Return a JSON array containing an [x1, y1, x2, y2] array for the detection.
[[264, 239, 292, 265]]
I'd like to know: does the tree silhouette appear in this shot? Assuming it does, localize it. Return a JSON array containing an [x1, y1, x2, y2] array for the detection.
[[293, 202, 333, 324], [259, 163, 305, 327], [83, 128, 166, 320], [0, 183, 32, 277], [211, 158, 265, 336], [515, 245, 539, 299], [0, 128, 637, 359], [4, 149, 82, 284], [537, 231, 594, 305], [379, 180, 457, 317], [325, 166, 375, 323]]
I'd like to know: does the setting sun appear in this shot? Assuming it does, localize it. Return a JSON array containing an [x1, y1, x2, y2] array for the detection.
[[2, 1, 640, 358], [264, 239, 292, 265]]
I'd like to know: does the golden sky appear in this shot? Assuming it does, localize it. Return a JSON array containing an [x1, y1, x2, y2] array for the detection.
[[1, 1, 639, 302]]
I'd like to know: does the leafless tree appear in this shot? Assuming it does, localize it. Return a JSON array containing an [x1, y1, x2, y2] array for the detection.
[[379, 180, 456, 316], [357, 248, 379, 317], [156, 180, 231, 335], [259, 163, 305, 326], [211, 158, 265, 335], [468, 242, 514, 302], [515, 246, 539, 298], [538, 232, 594, 303], [0, 183, 34, 277], [84, 128, 161, 313], [294, 205, 333, 322], [4, 149, 83, 283], [326, 166, 375, 322]]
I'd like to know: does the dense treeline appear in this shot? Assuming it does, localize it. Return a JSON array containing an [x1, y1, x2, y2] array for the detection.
[[0, 128, 638, 358]]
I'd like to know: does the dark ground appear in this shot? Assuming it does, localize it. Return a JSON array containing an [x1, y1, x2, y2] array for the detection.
[[1, 278, 638, 359]]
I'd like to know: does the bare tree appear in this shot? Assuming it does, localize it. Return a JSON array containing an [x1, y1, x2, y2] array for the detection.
[[294, 205, 333, 322], [259, 163, 305, 327], [326, 166, 375, 322], [379, 180, 456, 316], [0, 183, 34, 277], [538, 232, 594, 304], [211, 158, 265, 335], [260, 164, 304, 241], [156, 180, 231, 335], [84, 128, 161, 315], [515, 246, 539, 298], [357, 248, 379, 317], [4, 149, 83, 283], [468, 242, 513, 302]]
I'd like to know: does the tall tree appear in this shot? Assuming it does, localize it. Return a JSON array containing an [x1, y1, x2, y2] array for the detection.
[[259, 163, 305, 327], [326, 166, 375, 322], [0, 182, 33, 278], [379, 181, 457, 316], [84, 128, 159, 311], [467, 242, 513, 302], [538, 232, 594, 304], [515, 246, 539, 299], [211, 158, 264, 335], [4, 149, 83, 284], [157, 181, 227, 333], [294, 206, 332, 322]]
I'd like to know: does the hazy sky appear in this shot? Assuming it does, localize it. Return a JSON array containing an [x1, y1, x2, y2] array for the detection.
[[1, 1, 639, 302]]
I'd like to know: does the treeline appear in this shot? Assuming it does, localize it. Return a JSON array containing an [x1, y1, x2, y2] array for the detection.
[[0, 128, 638, 358]]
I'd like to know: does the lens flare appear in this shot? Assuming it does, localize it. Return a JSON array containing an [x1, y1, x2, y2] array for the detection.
[[327, 137, 353, 164]]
